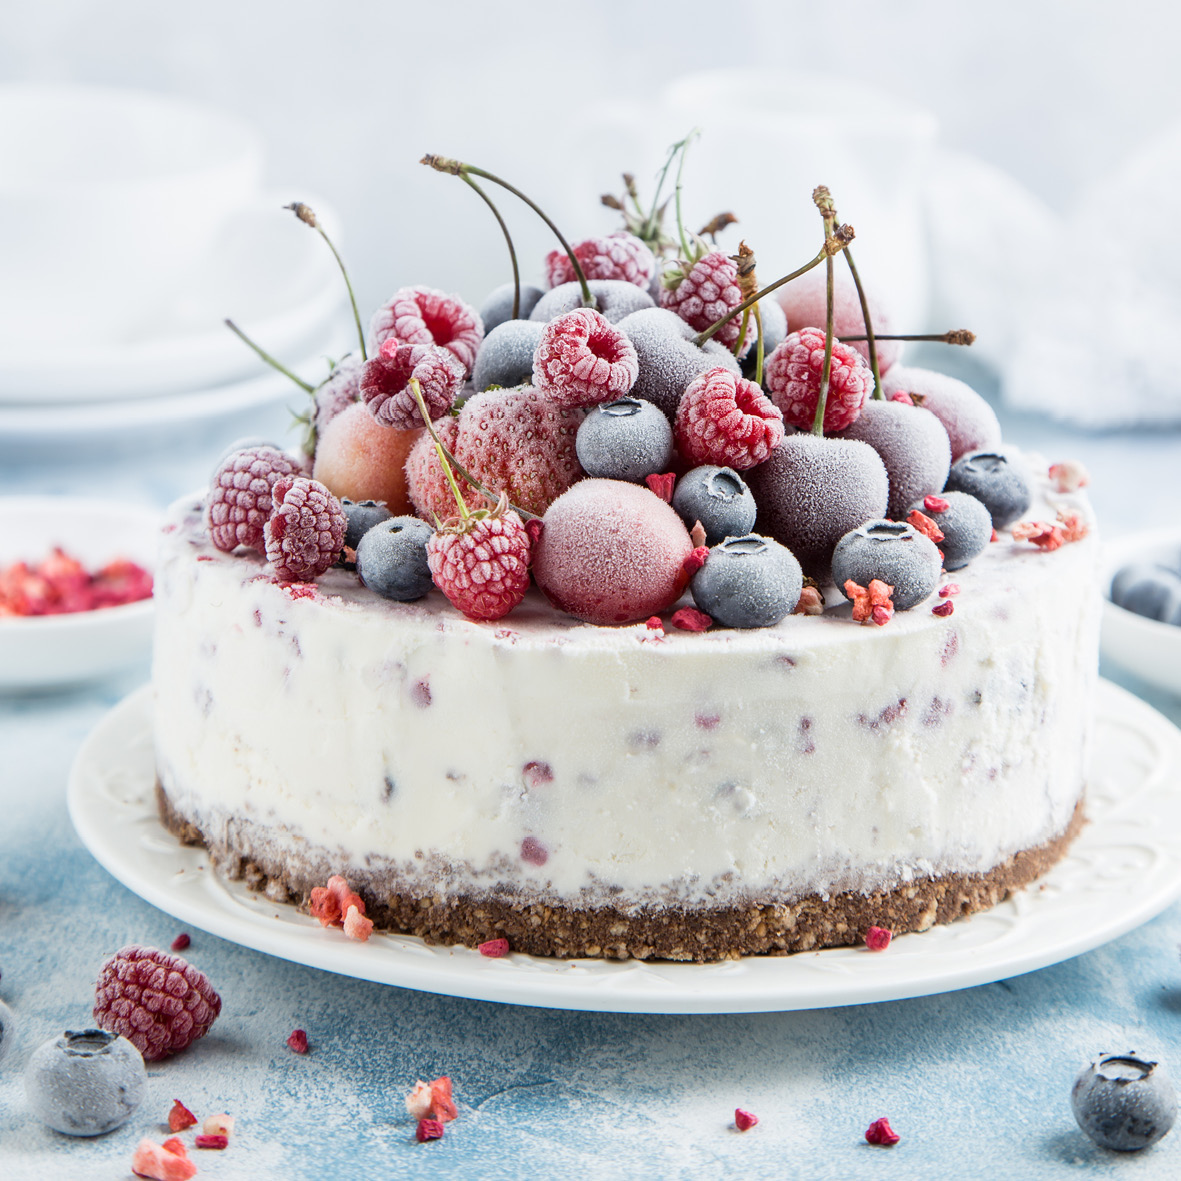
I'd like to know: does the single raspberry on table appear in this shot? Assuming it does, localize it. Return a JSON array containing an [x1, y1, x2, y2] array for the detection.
[[675, 366, 785, 470], [764, 327, 873, 434], [545, 232, 656, 290], [94, 945, 221, 1062], [428, 508, 532, 622], [207, 446, 303, 554], [264, 476, 347, 581], [660, 251, 753, 353], [533, 307, 639, 409], [360, 338, 464, 430], [368, 286, 484, 375]]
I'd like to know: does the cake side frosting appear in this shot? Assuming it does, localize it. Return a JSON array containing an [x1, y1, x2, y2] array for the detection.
[[153, 458, 1099, 943]]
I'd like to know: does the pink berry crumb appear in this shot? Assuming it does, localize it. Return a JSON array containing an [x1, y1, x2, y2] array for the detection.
[[735, 1108, 759, 1131], [932, 600, 955, 617], [672, 606, 713, 632], [865, 1116, 900, 1146], [195, 1135, 228, 1150], [288, 1028, 309, 1054], [865, 926, 893, 951], [416, 1118, 445, 1143], [170, 934, 190, 952], [479, 938, 510, 958]]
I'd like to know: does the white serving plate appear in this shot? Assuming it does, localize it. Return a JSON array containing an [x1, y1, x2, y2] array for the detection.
[[68, 680, 1181, 1013], [0, 497, 160, 689], [0, 192, 346, 404], [1101, 527, 1181, 696]]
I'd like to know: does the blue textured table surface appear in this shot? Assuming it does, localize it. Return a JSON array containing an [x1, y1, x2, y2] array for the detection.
[[3, 354, 1181, 1180]]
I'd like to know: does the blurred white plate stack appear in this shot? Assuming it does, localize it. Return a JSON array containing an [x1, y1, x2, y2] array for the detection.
[[0, 84, 351, 455]]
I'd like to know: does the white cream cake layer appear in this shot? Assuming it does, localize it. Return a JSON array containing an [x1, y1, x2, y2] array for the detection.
[[153, 464, 1099, 909]]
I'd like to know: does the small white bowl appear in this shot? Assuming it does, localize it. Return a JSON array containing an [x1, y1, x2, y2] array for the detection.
[[0, 497, 160, 690], [1101, 527, 1181, 696]]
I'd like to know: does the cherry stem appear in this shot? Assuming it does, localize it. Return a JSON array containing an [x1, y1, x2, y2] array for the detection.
[[409, 379, 539, 522], [842, 247, 882, 400], [643, 137, 686, 243], [224, 319, 314, 392], [459, 173, 520, 321], [841, 330, 976, 345], [732, 307, 751, 359], [693, 238, 849, 348], [753, 302, 765, 386], [672, 128, 700, 261], [285, 203, 366, 360], [811, 251, 837, 437], [422, 155, 594, 310]]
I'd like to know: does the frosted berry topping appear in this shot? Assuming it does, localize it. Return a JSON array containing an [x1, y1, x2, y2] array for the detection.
[[207, 446, 302, 554], [94, 946, 222, 1062], [368, 286, 483, 375], [532, 307, 639, 409], [865, 1117, 900, 1146], [168, 1100, 197, 1131], [203, 1114, 235, 1138], [1011, 521, 1065, 552], [427, 507, 532, 622], [310, 875, 373, 940], [131, 1137, 197, 1181], [1049, 459, 1090, 493], [406, 1076, 458, 1123], [764, 327, 872, 434], [264, 476, 347, 582], [844, 578, 895, 626], [675, 367, 784, 471], [545, 232, 656, 290], [661, 251, 752, 353], [360, 338, 464, 430]]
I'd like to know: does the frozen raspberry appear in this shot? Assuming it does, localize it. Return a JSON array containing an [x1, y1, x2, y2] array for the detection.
[[264, 476, 346, 581], [407, 387, 583, 520], [661, 251, 753, 353], [428, 510, 532, 621], [545, 232, 657, 290], [533, 308, 639, 409], [675, 367, 784, 470], [312, 355, 362, 443], [778, 267, 901, 373], [764, 327, 873, 433], [360, 338, 464, 430], [207, 446, 302, 554], [369, 286, 483, 375], [533, 479, 694, 625], [312, 402, 419, 516], [94, 946, 221, 1062]]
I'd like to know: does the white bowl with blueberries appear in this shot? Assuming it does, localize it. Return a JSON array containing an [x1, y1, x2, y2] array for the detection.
[[1102, 528, 1181, 696]]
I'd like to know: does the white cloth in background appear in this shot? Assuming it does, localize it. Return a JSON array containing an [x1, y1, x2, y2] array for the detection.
[[929, 129, 1181, 427]]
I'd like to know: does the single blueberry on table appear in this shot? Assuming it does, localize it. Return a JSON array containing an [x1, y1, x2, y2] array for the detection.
[[356, 516, 435, 602], [1110, 563, 1181, 625], [691, 533, 803, 628], [341, 498, 393, 551], [910, 491, 992, 572], [944, 450, 1031, 529], [831, 520, 942, 611], [575, 397, 673, 481], [24, 1029, 146, 1136], [672, 466, 758, 546], [1071, 1053, 1177, 1151]]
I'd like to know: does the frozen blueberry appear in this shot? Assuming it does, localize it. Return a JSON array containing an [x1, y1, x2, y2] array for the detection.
[[479, 282, 545, 334], [356, 516, 435, 601], [944, 450, 1031, 529], [530, 279, 654, 325], [831, 519, 942, 611], [614, 307, 741, 421], [1111, 564, 1181, 625], [672, 466, 758, 546], [910, 491, 992, 572], [1071, 1053, 1177, 1151], [341, 498, 393, 551], [24, 1029, 146, 1136], [472, 319, 546, 392], [575, 397, 672, 481], [691, 534, 803, 628]]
